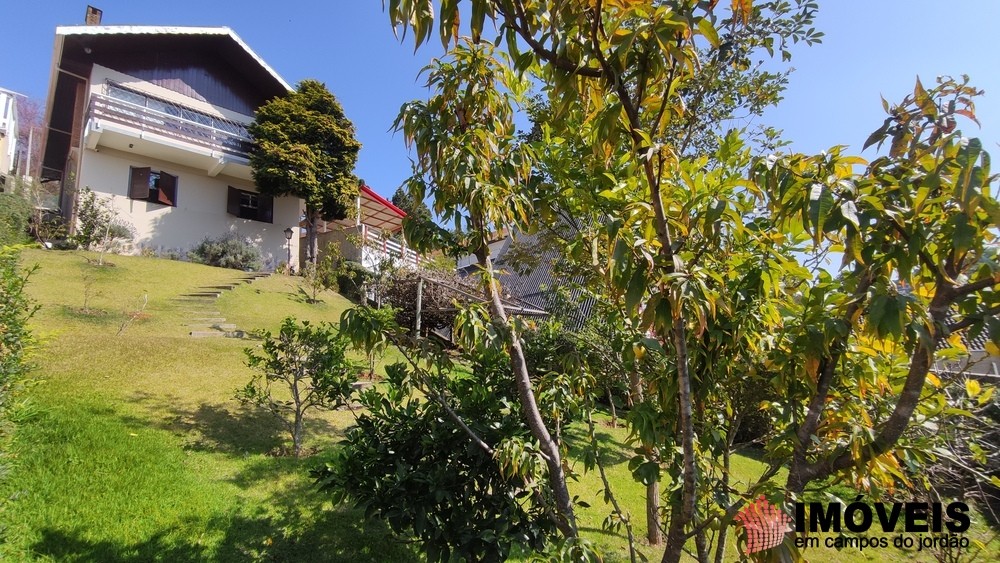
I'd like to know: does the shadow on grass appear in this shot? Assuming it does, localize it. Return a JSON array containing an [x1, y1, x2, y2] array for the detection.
[[125, 392, 343, 457], [30, 506, 419, 563], [21, 393, 417, 562], [563, 425, 630, 466], [59, 305, 119, 325]]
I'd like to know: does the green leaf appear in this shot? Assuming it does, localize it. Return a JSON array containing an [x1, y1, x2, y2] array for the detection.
[[950, 214, 975, 256], [840, 200, 859, 228], [624, 265, 648, 313], [808, 183, 834, 243], [697, 17, 720, 48]]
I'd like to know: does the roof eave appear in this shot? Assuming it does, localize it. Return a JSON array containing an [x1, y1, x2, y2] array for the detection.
[[54, 25, 292, 92]]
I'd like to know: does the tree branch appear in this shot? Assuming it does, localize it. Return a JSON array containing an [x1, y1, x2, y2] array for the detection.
[[954, 276, 1000, 299], [947, 304, 1000, 334], [502, 2, 603, 78]]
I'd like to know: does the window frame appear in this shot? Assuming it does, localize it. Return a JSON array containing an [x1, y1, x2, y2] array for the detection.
[[227, 186, 273, 223], [128, 166, 177, 207]]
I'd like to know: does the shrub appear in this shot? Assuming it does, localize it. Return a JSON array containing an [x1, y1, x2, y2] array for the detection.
[[0, 248, 36, 416], [300, 243, 350, 303], [237, 317, 356, 457], [188, 234, 262, 271], [0, 191, 32, 246], [74, 188, 134, 265], [314, 361, 555, 562], [336, 261, 371, 302]]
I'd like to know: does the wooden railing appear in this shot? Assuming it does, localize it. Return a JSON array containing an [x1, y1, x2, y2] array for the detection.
[[88, 93, 253, 159]]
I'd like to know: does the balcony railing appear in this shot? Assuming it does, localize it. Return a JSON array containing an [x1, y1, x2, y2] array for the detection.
[[359, 225, 420, 270], [88, 92, 253, 159]]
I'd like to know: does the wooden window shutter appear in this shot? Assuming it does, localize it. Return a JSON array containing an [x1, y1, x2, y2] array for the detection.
[[157, 172, 177, 206], [227, 186, 241, 216], [129, 167, 150, 200], [258, 194, 274, 224]]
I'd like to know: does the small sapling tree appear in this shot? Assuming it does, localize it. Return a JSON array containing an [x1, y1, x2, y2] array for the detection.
[[75, 188, 134, 266], [238, 317, 357, 457]]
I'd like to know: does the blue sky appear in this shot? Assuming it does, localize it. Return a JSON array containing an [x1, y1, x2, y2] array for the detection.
[[2, 1, 998, 200]]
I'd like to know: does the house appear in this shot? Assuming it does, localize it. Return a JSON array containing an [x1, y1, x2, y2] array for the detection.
[[39, 20, 301, 269], [307, 184, 420, 271], [0, 87, 19, 187], [457, 226, 593, 326], [934, 320, 1000, 381]]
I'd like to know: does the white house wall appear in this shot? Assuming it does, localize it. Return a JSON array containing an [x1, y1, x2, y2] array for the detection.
[[78, 146, 301, 270], [0, 91, 17, 176]]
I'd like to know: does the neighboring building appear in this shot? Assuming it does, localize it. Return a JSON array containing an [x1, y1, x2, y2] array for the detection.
[[308, 184, 420, 271], [935, 319, 1000, 381], [458, 227, 594, 326], [39, 24, 301, 269], [0, 87, 19, 187]]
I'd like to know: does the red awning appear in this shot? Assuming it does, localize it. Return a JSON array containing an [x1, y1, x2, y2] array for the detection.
[[357, 184, 406, 232], [307, 184, 407, 234]]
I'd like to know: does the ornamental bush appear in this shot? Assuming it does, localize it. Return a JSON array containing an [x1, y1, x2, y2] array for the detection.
[[313, 360, 555, 562], [188, 234, 262, 271]]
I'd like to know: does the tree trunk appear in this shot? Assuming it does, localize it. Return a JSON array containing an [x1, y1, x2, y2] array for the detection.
[[647, 479, 662, 545], [606, 386, 618, 428], [626, 364, 661, 545], [662, 316, 698, 563], [714, 412, 741, 563], [305, 208, 320, 266], [292, 411, 304, 458], [477, 246, 577, 538], [695, 525, 709, 563]]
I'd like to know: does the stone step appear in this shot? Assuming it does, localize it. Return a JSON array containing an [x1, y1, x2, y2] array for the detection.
[[190, 329, 246, 339], [184, 311, 222, 316], [181, 291, 222, 297], [199, 285, 240, 290], [189, 317, 227, 323], [190, 330, 226, 338], [187, 323, 237, 331]]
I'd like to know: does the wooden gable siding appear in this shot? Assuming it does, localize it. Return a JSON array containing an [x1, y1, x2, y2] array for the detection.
[[93, 51, 266, 116], [62, 33, 285, 116]]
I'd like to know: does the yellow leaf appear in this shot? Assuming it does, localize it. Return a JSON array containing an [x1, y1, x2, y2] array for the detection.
[[966, 378, 982, 398], [978, 386, 995, 406], [633, 343, 646, 361], [731, 0, 752, 25], [986, 341, 1000, 357], [926, 373, 941, 388], [805, 357, 819, 383], [947, 333, 967, 353]]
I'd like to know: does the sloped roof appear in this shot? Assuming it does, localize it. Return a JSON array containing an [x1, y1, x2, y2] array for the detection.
[[459, 227, 596, 327], [54, 25, 291, 91]]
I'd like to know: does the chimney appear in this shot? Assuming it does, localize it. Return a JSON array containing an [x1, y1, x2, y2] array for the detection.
[[85, 5, 102, 25]]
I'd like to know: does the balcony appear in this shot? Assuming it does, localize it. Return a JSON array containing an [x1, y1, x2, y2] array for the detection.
[[314, 223, 420, 271], [360, 229, 420, 270], [84, 87, 255, 181]]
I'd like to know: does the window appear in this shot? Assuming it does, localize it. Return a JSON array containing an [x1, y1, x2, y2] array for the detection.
[[227, 186, 273, 223], [129, 166, 177, 206]]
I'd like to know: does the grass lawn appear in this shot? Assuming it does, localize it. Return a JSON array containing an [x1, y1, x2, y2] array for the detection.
[[1, 249, 996, 561]]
